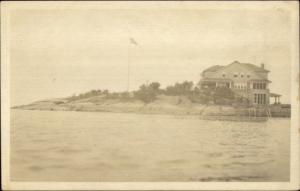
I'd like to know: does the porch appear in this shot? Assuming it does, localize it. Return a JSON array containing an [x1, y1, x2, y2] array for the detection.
[[270, 93, 281, 104], [200, 78, 233, 89]]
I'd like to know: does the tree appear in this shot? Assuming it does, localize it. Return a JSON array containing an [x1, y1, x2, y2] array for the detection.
[[149, 82, 160, 92], [120, 92, 131, 101], [213, 87, 235, 105], [214, 87, 235, 100], [164, 81, 194, 96], [134, 83, 158, 103]]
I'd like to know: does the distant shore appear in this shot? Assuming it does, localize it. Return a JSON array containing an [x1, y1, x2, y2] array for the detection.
[[13, 94, 290, 118]]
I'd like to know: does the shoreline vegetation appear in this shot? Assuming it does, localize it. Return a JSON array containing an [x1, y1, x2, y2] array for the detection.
[[13, 81, 291, 119]]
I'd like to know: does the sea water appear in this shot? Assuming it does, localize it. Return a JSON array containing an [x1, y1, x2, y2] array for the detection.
[[10, 109, 290, 181]]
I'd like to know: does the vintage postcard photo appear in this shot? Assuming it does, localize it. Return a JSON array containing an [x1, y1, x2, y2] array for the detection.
[[1, 1, 299, 190]]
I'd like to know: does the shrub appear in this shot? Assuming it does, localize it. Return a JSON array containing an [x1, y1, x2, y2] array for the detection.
[[213, 87, 235, 105], [119, 92, 132, 101], [105, 92, 119, 99], [134, 82, 160, 103], [67, 89, 102, 101], [188, 86, 235, 105], [188, 87, 212, 104], [164, 81, 194, 96]]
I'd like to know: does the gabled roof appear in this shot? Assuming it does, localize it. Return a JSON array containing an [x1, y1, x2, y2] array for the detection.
[[200, 78, 233, 82], [202, 61, 269, 74], [242, 63, 269, 73], [202, 65, 224, 73]]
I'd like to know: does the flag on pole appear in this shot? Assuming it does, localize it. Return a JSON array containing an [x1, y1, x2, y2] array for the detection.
[[129, 38, 138, 46]]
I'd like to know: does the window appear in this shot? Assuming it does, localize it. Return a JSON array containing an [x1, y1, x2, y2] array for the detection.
[[247, 74, 250, 78], [253, 83, 266, 90], [234, 74, 238, 78], [222, 74, 226, 77], [254, 94, 267, 104], [265, 94, 267, 104], [241, 73, 244, 78]]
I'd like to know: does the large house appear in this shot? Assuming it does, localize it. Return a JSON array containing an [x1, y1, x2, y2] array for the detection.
[[199, 61, 281, 106]]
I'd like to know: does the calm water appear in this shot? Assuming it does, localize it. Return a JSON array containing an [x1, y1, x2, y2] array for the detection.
[[10, 109, 290, 182]]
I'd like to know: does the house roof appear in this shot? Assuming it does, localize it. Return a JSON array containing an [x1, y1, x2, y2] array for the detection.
[[202, 61, 270, 74], [200, 78, 233, 82], [270, 93, 281, 97], [242, 63, 270, 72], [202, 65, 224, 73]]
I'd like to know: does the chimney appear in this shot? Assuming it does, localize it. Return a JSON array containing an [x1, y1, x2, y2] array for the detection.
[[260, 63, 265, 69]]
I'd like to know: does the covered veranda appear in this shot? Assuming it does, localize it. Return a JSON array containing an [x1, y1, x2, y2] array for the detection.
[[270, 93, 281, 104], [200, 78, 233, 89]]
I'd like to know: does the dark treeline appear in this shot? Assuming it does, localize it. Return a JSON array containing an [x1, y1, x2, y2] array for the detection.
[[67, 81, 248, 106]]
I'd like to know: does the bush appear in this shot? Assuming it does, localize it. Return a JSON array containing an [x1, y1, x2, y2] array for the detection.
[[188, 87, 212, 104], [134, 82, 160, 103], [105, 92, 119, 99], [188, 86, 235, 105], [149, 82, 160, 91], [164, 81, 194, 96], [233, 96, 250, 107], [214, 87, 234, 99], [67, 89, 103, 101], [119, 92, 132, 101], [213, 87, 235, 105]]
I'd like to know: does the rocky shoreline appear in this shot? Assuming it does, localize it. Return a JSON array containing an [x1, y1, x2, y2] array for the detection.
[[13, 95, 290, 119]]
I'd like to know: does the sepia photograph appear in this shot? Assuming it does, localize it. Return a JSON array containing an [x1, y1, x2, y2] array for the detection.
[[1, 1, 299, 190]]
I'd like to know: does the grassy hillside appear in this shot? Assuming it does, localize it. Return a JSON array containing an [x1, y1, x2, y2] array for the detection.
[[13, 81, 290, 117]]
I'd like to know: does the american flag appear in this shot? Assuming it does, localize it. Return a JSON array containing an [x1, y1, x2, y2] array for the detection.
[[129, 38, 138, 45]]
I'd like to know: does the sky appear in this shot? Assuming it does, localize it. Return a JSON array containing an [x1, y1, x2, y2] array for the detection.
[[7, 2, 297, 106]]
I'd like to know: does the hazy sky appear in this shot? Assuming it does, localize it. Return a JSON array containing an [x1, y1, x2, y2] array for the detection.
[[8, 2, 296, 105]]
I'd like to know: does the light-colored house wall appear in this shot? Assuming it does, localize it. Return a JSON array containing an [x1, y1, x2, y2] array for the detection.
[[204, 63, 266, 82], [201, 62, 270, 106]]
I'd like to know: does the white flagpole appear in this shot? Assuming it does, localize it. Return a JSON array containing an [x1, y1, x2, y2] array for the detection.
[[127, 38, 137, 92], [127, 40, 130, 92]]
